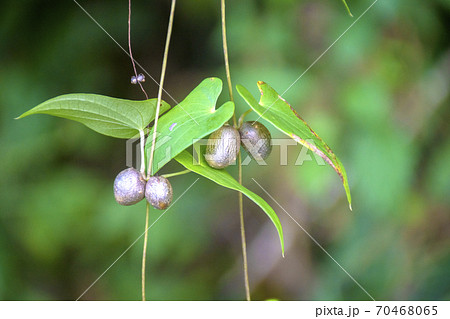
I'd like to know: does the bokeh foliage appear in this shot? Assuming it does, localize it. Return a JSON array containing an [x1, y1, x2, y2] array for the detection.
[[0, 0, 449, 300]]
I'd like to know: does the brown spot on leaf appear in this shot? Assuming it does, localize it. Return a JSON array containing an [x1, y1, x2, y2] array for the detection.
[[291, 133, 343, 182]]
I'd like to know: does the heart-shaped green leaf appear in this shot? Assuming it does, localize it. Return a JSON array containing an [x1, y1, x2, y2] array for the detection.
[[17, 94, 171, 139], [237, 82, 352, 210], [175, 150, 284, 256], [145, 77, 234, 175]]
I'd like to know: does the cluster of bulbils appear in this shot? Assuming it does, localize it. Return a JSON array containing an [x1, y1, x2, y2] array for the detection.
[[114, 168, 173, 209], [205, 121, 272, 168], [113, 120, 272, 209]]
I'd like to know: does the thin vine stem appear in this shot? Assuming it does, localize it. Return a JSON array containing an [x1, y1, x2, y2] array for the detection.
[[237, 151, 250, 300], [221, 0, 236, 127], [142, 0, 176, 301], [147, 0, 176, 178], [128, 0, 149, 99], [238, 109, 253, 128], [139, 129, 146, 174], [341, 0, 354, 17], [162, 169, 191, 179], [221, 0, 251, 301], [141, 202, 150, 301], [129, 0, 150, 300]]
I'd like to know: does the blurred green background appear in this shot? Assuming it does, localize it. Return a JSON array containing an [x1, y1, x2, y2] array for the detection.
[[1, 0, 449, 300]]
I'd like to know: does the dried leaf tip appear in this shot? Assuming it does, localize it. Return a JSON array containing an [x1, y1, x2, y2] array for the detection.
[[257, 82, 265, 96]]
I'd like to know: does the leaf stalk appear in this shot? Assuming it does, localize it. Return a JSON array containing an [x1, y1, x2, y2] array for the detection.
[[162, 169, 191, 179]]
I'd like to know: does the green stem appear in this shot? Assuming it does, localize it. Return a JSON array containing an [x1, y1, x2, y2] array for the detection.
[[141, 202, 150, 301], [238, 109, 253, 128], [142, 0, 176, 301], [237, 151, 250, 300], [147, 0, 176, 178], [162, 169, 191, 179], [221, 0, 251, 301], [341, 0, 354, 17], [139, 129, 146, 175], [221, 0, 236, 127]]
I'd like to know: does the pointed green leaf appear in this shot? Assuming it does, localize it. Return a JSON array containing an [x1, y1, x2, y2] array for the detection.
[[175, 150, 285, 256], [237, 82, 352, 210], [17, 94, 171, 139], [145, 77, 234, 174]]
